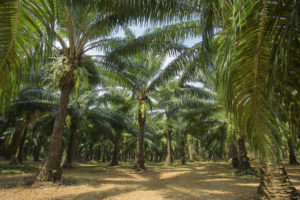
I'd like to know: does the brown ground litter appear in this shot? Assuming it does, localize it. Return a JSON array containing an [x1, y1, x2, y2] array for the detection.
[[0, 161, 299, 200]]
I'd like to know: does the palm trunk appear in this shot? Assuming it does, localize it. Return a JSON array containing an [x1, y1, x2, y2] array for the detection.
[[134, 113, 146, 170], [188, 138, 195, 162], [4, 135, 10, 159], [237, 136, 251, 170], [180, 138, 185, 165], [122, 143, 127, 162], [65, 117, 77, 168], [33, 134, 43, 162], [106, 151, 111, 162], [229, 142, 239, 168], [33, 143, 42, 162], [16, 127, 28, 163], [258, 161, 299, 199], [165, 125, 173, 165], [9, 126, 23, 163], [134, 95, 146, 170], [154, 151, 159, 162], [288, 139, 299, 165], [195, 140, 199, 160], [101, 143, 106, 163], [38, 70, 74, 182], [95, 144, 101, 161], [111, 134, 119, 166]]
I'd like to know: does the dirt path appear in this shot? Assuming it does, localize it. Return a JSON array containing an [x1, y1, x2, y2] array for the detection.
[[0, 161, 299, 200]]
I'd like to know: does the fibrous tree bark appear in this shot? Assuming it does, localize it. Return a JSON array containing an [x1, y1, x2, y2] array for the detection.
[[111, 133, 120, 166], [65, 116, 77, 168], [237, 136, 251, 171], [38, 69, 75, 182], [154, 151, 159, 162], [9, 125, 24, 163], [165, 124, 173, 166], [134, 92, 146, 170], [229, 142, 238, 169], [33, 134, 43, 162], [188, 138, 195, 162], [101, 142, 106, 163], [258, 161, 299, 200], [288, 139, 299, 165], [195, 140, 199, 160], [180, 138, 185, 165], [16, 127, 28, 163]]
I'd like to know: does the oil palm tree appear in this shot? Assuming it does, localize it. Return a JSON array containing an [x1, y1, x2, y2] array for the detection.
[[1, 0, 192, 180], [100, 28, 189, 170], [110, 1, 299, 198], [39, 0, 193, 180], [0, 85, 57, 162], [89, 89, 136, 166], [216, 1, 300, 199]]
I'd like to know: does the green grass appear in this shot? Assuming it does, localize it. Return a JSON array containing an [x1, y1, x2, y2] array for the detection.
[[0, 160, 40, 175]]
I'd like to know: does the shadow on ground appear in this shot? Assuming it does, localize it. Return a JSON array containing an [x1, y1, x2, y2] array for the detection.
[[0, 161, 299, 200]]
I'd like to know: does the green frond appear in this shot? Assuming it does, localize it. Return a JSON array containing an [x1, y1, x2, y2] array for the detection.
[[147, 44, 200, 91], [216, 0, 300, 161], [0, 0, 58, 111]]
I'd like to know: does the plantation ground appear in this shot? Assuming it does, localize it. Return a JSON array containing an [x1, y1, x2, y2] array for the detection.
[[0, 161, 300, 200]]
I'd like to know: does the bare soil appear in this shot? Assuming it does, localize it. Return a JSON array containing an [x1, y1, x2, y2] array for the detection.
[[0, 161, 299, 200]]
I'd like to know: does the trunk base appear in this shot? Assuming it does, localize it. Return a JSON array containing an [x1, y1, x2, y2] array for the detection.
[[134, 159, 146, 171], [288, 140, 299, 166], [110, 160, 118, 166], [165, 157, 172, 166], [181, 159, 185, 165], [258, 163, 299, 200], [37, 165, 62, 182]]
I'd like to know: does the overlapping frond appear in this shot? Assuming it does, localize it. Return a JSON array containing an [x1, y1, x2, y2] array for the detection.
[[0, 0, 58, 111], [216, 0, 299, 160]]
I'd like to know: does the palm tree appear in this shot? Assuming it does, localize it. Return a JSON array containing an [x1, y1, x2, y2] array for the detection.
[[100, 28, 189, 170], [38, 0, 192, 180], [216, 1, 300, 198], [111, 1, 299, 198], [153, 83, 179, 166], [1, 0, 192, 180], [0, 85, 57, 162], [89, 89, 137, 166]]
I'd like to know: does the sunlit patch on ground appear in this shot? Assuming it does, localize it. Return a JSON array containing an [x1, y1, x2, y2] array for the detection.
[[0, 161, 299, 200]]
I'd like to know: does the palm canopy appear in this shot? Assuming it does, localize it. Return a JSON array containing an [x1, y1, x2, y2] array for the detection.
[[99, 28, 189, 97], [0, 0, 58, 112], [0, 0, 196, 111], [107, 0, 299, 163], [216, 0, 300, 160]]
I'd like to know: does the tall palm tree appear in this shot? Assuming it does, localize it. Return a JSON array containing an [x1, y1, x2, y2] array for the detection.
[[38, 0, 192, 180], [109, 1, 299, 198], [100, 28, 188, 170]]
